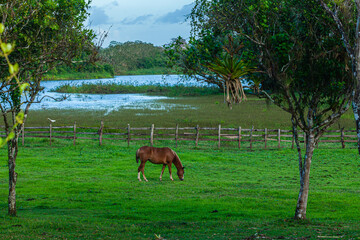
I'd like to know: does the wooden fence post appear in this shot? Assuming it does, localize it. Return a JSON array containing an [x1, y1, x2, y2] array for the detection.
[[8, 124, 359, 150], [278, 129, 281, 149], [195, 125, 200, 147], [218, 124, 221, 148], [99, 120, 104, 146], [73, 121, 76, 146], [341, 128, 345, 149], [127, 124, 131, 147], [22, 123, 25, 146], [175, 124, 179, 148], [264, 128, 267, 149], [150, 124, 154, 146], [250, 126, 254, 150], [49, 123, 52, 146], [238, 126, 242, 149]]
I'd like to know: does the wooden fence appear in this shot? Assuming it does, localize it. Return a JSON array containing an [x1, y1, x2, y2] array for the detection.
[[1, 122, 358, 149]]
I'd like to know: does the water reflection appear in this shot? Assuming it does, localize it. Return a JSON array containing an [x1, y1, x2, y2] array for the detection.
[[30, 75, 201, 113]]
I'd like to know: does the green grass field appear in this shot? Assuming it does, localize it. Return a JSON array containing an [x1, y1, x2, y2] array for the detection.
[[0, 138, 359, 239], [1, 91, 359, 239]]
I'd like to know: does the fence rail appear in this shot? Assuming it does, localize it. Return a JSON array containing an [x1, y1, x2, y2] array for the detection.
[[1, 122, 357, 149]]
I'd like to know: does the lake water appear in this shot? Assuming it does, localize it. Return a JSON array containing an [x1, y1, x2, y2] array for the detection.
[[30, 75, 205, 113]]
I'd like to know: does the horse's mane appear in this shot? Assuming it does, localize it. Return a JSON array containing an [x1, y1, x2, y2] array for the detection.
[[171, 149, 183, 168]]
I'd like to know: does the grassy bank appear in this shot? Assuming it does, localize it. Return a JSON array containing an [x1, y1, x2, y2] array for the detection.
[[51, 82, 222, 97], [118, 67, 178, 76], [43, 68, 176, 80], [0, 139, 359, 239], [43, 71, 114, 81]]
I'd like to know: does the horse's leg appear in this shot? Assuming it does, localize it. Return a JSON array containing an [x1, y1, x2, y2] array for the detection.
[[168, 163, 174, 181], [137, 163, 143, 181], [141, 162, 148, 182], [138, 161, 148, 182], [160, 164, 166, 181]]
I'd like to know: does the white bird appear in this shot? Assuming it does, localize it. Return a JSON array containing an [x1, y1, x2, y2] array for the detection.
[[47, 118, 56, 123]]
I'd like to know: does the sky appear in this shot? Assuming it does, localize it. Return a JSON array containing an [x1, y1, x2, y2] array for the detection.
[[87, 0, 194, 48]]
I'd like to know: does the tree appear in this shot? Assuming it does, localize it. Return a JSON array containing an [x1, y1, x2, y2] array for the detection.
[[165, 33, 225, 89], [0, 0, 98, 216], [0, 23, 27, 148], [318, 0, 360, 155], [188, 0, 354, 219], [165, 32, 255, 106], [100, 41, 168, 75]]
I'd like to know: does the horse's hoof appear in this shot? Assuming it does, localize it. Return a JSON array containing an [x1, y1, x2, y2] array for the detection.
[[138, 179, 142, 182]]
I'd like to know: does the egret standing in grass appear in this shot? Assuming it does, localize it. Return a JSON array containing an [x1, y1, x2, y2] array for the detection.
[[47, 118, 56, 123]]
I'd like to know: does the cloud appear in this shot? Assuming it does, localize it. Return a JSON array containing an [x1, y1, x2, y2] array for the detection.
[[89, 6, 110, 26], [156, 3, 194, 24], [111, 1, 118, 7], [121, 14, 154, 25]]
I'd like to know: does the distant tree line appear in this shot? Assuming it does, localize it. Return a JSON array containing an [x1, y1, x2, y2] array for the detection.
[[44, 51, 114, 80], [99, 41, 174, 75], [45, 60, 114, 80], [45, 40, 175, 79]]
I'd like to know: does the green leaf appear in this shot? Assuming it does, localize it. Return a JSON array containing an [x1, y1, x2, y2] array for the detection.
[[19, 83, 30, 93], [16, 111, 25, 124], [6, 132, 15, 141], [0, 23, 4, 34], [9, 64, 15, 74], [9, 63, 19, 75], [1, 42, 13, 54]]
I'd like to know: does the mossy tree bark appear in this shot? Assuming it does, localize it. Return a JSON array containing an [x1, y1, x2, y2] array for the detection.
[[7, 130, 20, 216], [294, 131, 316, 220]]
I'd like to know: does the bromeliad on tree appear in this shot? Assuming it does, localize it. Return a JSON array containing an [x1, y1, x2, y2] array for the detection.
[[205, 35, 254, 108]]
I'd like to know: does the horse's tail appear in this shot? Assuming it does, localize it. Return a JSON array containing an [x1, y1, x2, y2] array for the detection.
[[136, 148, 140, 164]]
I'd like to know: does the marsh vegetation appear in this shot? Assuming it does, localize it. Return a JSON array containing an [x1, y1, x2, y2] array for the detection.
[[51, 81, 221, 97]]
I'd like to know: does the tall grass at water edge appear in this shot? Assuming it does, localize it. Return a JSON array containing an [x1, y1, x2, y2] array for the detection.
[[51, 81, 222, 97], [0, 138, 359, 239], [117, 66, 178, 76]]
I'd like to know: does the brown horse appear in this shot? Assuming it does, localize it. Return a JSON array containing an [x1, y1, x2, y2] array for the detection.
[[136, 146, 184, 182]]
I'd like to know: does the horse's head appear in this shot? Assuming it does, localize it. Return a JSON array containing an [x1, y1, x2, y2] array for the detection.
[[177, 166, 185, 181]]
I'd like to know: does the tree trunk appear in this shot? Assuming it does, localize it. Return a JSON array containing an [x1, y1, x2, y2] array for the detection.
[[352, 99, 360, 155], [8, 137, 19, 217], [318, 0, 360, 155], [354, 28, 360, 155], [294, 131, 315, 220]]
